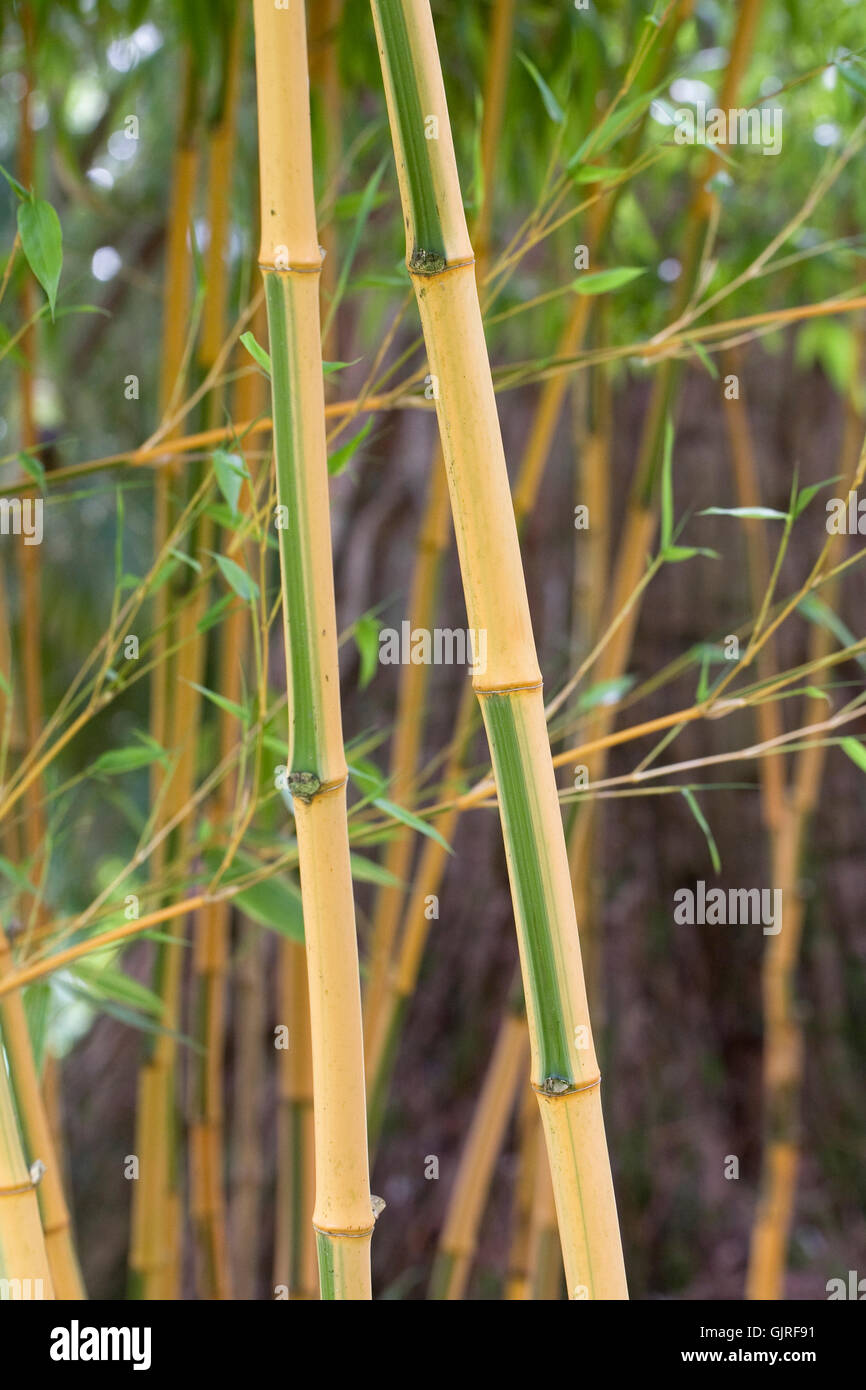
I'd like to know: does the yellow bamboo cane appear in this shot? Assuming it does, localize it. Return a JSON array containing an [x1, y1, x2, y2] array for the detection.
[[371, 0, 627, 1297], [0, 929, 84, 1297], [0, 1021, 54, 1300], [364, 0, 516, 1051], [253, 0, 374, 1299], [129, 49, 201, 1299], [189, 3, 245, 1301]]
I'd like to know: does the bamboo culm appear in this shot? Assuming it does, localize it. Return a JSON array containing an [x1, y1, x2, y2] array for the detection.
[[370, 0, 627, 1298]]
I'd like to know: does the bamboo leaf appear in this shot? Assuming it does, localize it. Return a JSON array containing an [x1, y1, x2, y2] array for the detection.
[[204, 849, 304, 939], [196, 593, 234, 635], [350, 853, 402, 888], [169, 546, 201, 573], [518, 52, 565, 125], [837, 55, 866, 100], [73, 960, 163, 1015], [373, 796, 453, 854], [185, 679, 249, 725], [573, 266, 645, 295], [213, 449, 248, 516], [0, 161, 28, 199], [329, 418, 373, 477], [571, 165, 624, 184], [91, 742, 167, 776], [18, 196, 63, 318], [663, 545, 719, 562], [681, 788, 721, 874], [798, 593, 866, 672], [575, 675, 635, 713], [0, 855, 38, 894], [353, 612, 381, 689], [18, 450, 46, 491], [687, 339, 719, 379], [348, 758, 388, 800], [323, 357, 363, 375], [240, 330, 271, 375], [210, 551, 259, 601], [568, 81, 667, 166], [841, 737, 866, 773], [793, 477, 840, 519]]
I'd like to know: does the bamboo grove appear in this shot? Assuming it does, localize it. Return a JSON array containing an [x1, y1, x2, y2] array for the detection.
[[0, 0, 864, 1302]]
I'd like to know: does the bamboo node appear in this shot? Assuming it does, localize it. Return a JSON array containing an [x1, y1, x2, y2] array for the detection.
[[0, 1158, 46, 1197], [409, 248, 447, 276], [286, 771, 322, 803], [312, 1220, 377, 1239], [534, 1074, 601, 1097]]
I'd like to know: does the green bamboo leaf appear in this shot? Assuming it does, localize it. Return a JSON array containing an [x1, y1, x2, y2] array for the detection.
[[664, 545, 719, 562], [518, 52, 565, 125], [793, 477, 841, 519], [571, 165, 624, 184], [798, 593, 866, 672], [73, 960, 163, 1015], [373, 796, 453, 854], [687, 339, 719, 379], [18, 197, 63, 318], [185, 680, 249, 725], [575, 675, 635, 713], [0, 161, 28, 199], [323, 357, 363, 375], [348, 758, 388, 800], [210, 551, 259, 601], [836, 56, 866, 100], [18, 450, 46, 491], [91, 743, 167, 776], [568, 81, 667, 166], [841, 737, 866, 773], [0, 855, 38, 894], [169, 547, 201, 573], [350, 853, 402, 888], [696, 649, 711, 703], [204, 850, 304, 939], [213, 449, 248, 516], [23, 982, 51, 1073], [353, 612, 381, 689], [197, 593, 234, 635], [329, 418, 373, 477], [681, 788, 721, 874], [240, 330, 271, 375], [573, 266, 645, 295]]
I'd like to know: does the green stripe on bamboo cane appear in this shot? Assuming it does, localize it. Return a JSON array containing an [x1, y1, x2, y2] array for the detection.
[[374, 0, 446, 270], [265, 272, 324, 782], [482, 695, 572, 1086]]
